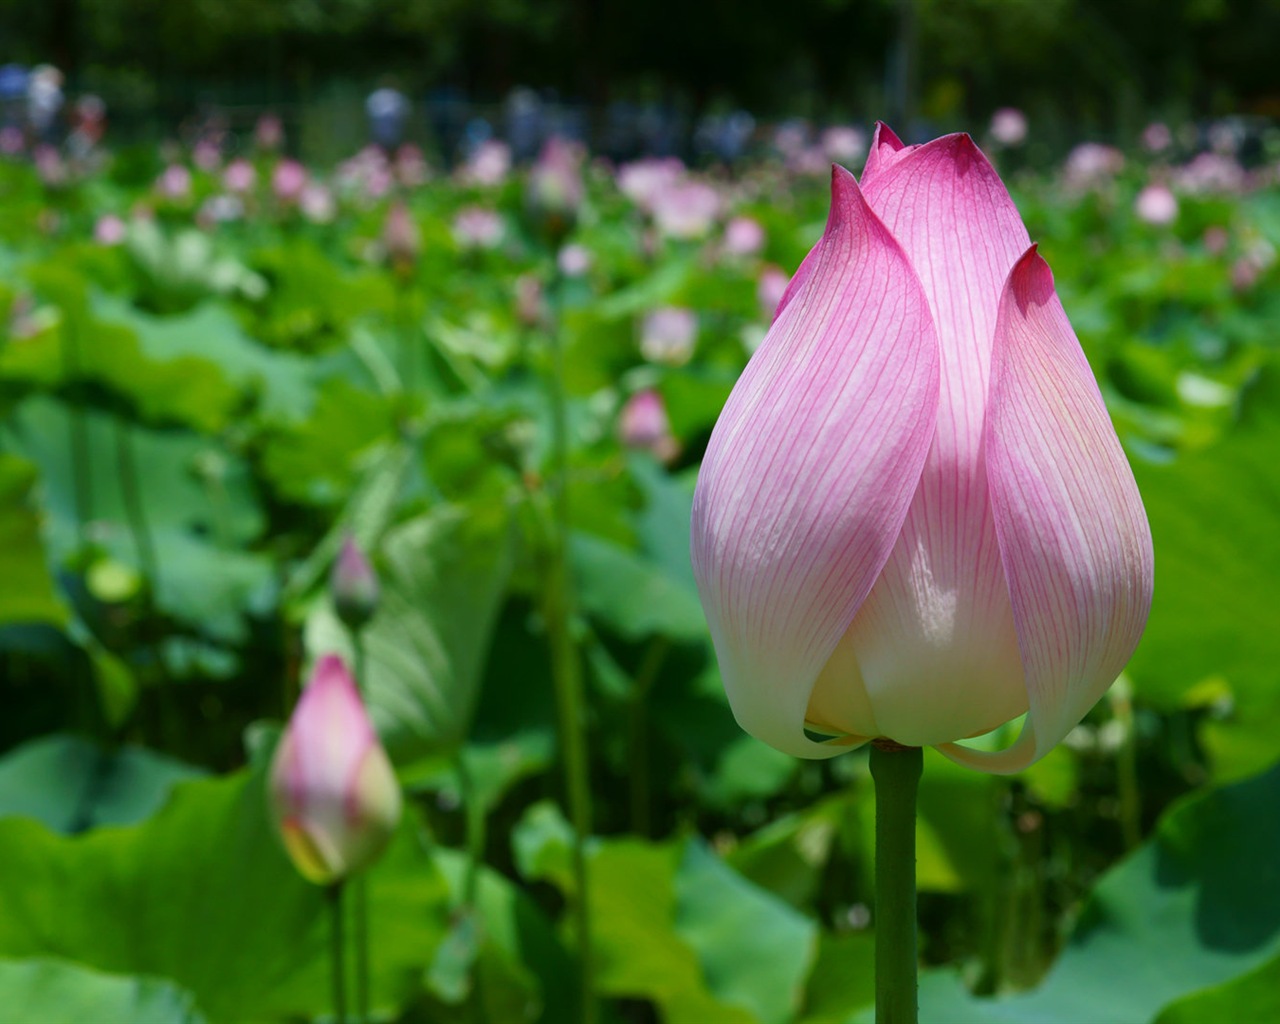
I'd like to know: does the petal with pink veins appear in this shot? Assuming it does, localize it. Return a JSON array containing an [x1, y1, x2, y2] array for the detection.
[[939, 248, 1154, 772], [691, 166, 940, 758], [826, 134, 1034, 747]]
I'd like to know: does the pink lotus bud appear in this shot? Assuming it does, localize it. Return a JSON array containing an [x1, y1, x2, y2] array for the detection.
[[299, 183, 335, 223], [619, 389, 678, 463], [822, 126, 868, 165], [460, 140, 511, 187], [192, 138, 221, 171], [255, 113, 284, 151], [394, 143, 430, 187], [557, 243, 593, 277], [268, 655, 401, 884], [650, 180, 721, 240], [156, 164, 192, 200], [94, 214, 127, 246], [640, 307, 698, 365], [0, 125, 23, 156], [527, 136, 585, 239], [272, 159, 308, 203], [1142, 122, 1172, 154], [691, 125, 1153, 773], [617, 157, 685, 209], [331, 537, 380, 630], [723, 216, 766, 257], [515, 273, 544, 328], [1063, 143, 1125, 191], [988, 108, 1028, 147], [453, 206, 505, 250], [1134, 183, 1178, 226], [1203, 225, 1229, 255], [223, 158, 256, 194]]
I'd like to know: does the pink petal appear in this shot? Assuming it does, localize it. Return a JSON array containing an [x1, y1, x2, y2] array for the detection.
[[691, 166, 940, 758], [771, 232, 823, 324], [940, 248, 1153, 772], [860, 122, 911, 187], [826, 135, 1034, 747]]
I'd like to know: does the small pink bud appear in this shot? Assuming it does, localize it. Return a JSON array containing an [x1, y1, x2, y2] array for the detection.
[[723, 216, 765, 257], [619, 389, 678, 463], [639, 307, 697, 365], [223, 158, 256, 194], [382, 200, 420, 271], [268, 655, 401, 884], [272, 159, 308, 203], [331, 537, 380, 630]]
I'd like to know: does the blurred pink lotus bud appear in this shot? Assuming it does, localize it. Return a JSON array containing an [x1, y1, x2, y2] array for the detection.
[[1231, 239, 1276, 293], [515, 273, 544, 328], [382, 200, 420, 271], [723, 216, 766, 257], [756, 265, 790, 318], [268, 655, 401, 884], [198, 195, 244, 227], [94, 214, 127, 246], [461, 140, 511, 187], [1134, 183, 1178, 225], [988, 108, 1028, 147], [617, 157, 685, 209], [651, 180, 721, 240], [156, 164, 192, 200], [453, 206, 505, 250], [192, 138, 221, 171], [1203, 225, 1229, 255], [394, 143, 430, 187], [640, 307, 698, 365], [223, 158, 256, 194], [33, 145, 66, 187], [1142, 122, 1172, 154], [1173, 152, 1244, 196], [822, 126, 868, 165], [1063, 142, 1125, 190], [332, 537, 380, 630], [255, 113, 284, 151], [691, 125, 1153, 773], [619, 389, 678, 462], [272, 159, 308, 203], [0, 125, 23, 156], [557, 243, 593, 277], [527, 137, 585, 237], [299, 183, 336, 223]]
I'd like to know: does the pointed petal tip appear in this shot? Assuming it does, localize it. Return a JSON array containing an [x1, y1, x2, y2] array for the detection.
[[871, 121, 906, 151], [1008, 243, 1057, 312]]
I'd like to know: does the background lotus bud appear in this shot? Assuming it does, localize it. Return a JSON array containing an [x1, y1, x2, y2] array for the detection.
[[156, 164, 192, 201], [722, 215, 765, 257], [272, 159, 308, 203], [94, 214, 126, 246], [618, 389, 678, 463], [526, 136, 585, 242], [650, 179, 721, 240], [255, 113, 284, 151], [382, 199, 420, 275], [639, 306, 697, 365], [331, 536, 380, 631], [616, 156, 685, 210], [822, 125, 868, 165], [268, 655, 401, 884], [223, 158, 256, 194], [557, 242, 593, 278], [453, 206, 505, 250], [988, 107, 1028, 147], [756, 265, 790, 319], [691, 126, 1153, 775], [1134, 183, 1178, 226], [459, 139, 511, 187]]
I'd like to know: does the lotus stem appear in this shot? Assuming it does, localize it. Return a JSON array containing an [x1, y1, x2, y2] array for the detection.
[[870, 739, 922, 1024], [543, 265, 597, 1024], [349, 630, 371, 1024], [328, 880, 348, 1024]]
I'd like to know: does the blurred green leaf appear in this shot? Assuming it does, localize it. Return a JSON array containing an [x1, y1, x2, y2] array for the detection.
[[0, 957, 206, 1024], [0, 734, 204, 833]]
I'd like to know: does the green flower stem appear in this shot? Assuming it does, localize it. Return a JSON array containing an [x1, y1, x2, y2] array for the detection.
[[870, 740, 922, 1024], [61, 310, 93, 549], [543, 267, 597, 1024], [328, 881, 348, 1024], [629, 637, 669, 838], [349, 630, 371, 1024]]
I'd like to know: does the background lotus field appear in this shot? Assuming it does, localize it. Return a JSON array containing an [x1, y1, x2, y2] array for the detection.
[[2, 122, 1280, 1024]]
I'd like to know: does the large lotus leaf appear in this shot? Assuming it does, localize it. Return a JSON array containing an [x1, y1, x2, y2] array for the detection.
[[305, 502, 514, 762], [91, 294, 316, 425], [0, 733, 204, 833], [0, 455, 67, 627], [571, 532, 705, 642], [1153, 955, 1280, 1023], [0, 957, 206, 1024], [1126, 365, 1280, 780], [5, 396, 272, 642], [853, 760, 1280, 1024], [0, 766, 452, 1023]]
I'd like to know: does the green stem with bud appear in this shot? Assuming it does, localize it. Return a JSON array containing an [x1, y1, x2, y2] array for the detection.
[[870, 740, 922, 1024], [328, 881, 348, 1024]]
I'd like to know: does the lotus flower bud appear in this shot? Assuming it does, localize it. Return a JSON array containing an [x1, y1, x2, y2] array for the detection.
[[272, 159, 308, 203], [331, 536, 380, 631], [639, 307, 697, 365], [382, 200, 420, 276], [526, 136, 585, 242], [618, 389, 678, 463], [268, 655, 401, 884], [691, 125, 1153, 774]]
